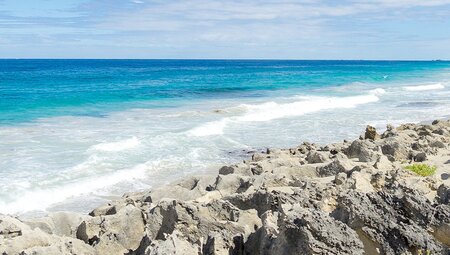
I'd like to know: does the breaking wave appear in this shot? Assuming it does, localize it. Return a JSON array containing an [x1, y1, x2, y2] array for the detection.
[[188, 94, 379, 137]]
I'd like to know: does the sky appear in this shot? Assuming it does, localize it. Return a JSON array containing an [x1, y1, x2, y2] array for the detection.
[[0, 0, 450, 59]]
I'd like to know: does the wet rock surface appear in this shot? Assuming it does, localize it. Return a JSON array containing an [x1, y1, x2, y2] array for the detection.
[[1, 120, 450, 254]]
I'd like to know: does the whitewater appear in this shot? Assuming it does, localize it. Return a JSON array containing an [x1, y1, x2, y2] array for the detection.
[[1, 60, 450, 215]]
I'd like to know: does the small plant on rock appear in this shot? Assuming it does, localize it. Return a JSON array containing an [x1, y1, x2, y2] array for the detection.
[[405, 164, 437, 177]]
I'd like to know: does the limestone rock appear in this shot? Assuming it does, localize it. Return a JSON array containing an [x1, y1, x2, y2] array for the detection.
[[77, 204, 145, 254], [1, 215, 95, 255], [146, 231, 200, 255], [316, 158, 354, 177], [365, 125, 380, 140], [381, 137, 410, 161], [306, 150, 329, 164], [373, 154, 393, 170], [345, 140, 379, 162], [247, 206, 365, 255], [141, 175, 215, 203], [2, 120, 450, 255], [332, 190, 449, 254]]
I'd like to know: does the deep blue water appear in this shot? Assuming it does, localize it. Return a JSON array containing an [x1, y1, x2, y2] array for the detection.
[[1, 59, 449, 124]]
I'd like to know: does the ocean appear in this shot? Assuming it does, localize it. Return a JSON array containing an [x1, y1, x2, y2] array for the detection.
[[1, 59, 449, 215]]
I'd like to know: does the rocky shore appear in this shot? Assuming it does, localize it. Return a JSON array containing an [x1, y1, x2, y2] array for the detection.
[[1, 120, 450, 255]]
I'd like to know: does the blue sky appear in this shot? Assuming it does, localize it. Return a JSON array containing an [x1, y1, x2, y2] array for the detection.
[[1, 0, 450, 59]]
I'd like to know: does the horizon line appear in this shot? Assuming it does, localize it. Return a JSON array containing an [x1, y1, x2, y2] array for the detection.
[[0, 58, 448, 61]]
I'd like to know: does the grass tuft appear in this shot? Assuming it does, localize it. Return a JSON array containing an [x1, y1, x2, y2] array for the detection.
[[405, 164, 437, 177]]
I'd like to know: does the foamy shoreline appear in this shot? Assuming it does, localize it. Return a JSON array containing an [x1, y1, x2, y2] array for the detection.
[[1, 78, 449, 216], [1, 119, 450, 254]]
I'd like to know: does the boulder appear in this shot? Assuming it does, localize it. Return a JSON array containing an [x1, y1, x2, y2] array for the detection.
[[246, 206, 365, 255], [345, 140, 379, 162], [24, 212, 88, 238], [365, 125, 380, 140], [412, 152, 427, 162], [77, 204, 145, 254], [437, 184, 450, 204], [0, 215, 95, 255], [316, 158, 354, 177], [306, 151, 329, 164], [380, 137, 410, 161]]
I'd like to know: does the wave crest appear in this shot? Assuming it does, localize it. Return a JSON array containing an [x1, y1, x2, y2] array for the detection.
[[403, 83, 445, 91], [188, 94, 379, 137]]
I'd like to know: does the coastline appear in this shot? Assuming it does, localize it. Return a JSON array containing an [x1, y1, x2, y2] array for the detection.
[[1, 120, 450, 254]]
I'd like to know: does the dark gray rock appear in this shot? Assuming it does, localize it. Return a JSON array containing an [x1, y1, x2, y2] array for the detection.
[[332, 190, 449, 255], [245, 206, 365, 255]]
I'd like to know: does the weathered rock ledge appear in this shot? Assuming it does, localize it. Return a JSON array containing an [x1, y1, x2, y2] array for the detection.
[[2, 120, 450, 255]]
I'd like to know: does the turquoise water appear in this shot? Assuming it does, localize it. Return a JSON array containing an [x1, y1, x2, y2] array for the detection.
[[1, 60, 450, 215], [2, 60, 449, 124]]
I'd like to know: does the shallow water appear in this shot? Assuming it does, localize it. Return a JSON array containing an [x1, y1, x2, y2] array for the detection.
[[1, 60, 450, 215]]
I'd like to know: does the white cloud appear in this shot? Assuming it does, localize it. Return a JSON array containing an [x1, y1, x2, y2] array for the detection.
[[2, 0, 450, 58], [98, 0, 450, 32]]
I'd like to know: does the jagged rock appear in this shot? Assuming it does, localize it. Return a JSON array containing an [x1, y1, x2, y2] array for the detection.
[[0, 215, 27, 239], [77, 204, 145, 254], [438, 184, 450, 204], [219, 163, 252, 176], [306, 151, 329, 164], [251, 153, 266, 162], [89, 204, 118, 216], [412, 152, 427, 162], [430, 139, 446, 148], [1, 215, 95, 255], [332, 190, 449, 254], [381, 137, 410, 161], [345, 140, 379, 162], [76, 216, 102, 244], [141, 175, 215, 203], [370, 171, 386, 190], [334, 172, 347, 185], [146, 231, 200, 255], [316, 158, 354, 177], [373, 154, 393, 170], [2, 120, 450, 255], [23, 212, 88, 238], [218, 165, 235, 175], [145, 198, 260, 248], [246, 205, 364, 255], [210, 174, 252, 196], [433, 128, 449, 136], [365, 125, 380, 140], [349, 170, 375, 193]]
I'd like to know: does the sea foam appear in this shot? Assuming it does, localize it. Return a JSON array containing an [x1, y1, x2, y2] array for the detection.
[[369, 88, 386, 95], [90, 137, 140, 152], [0, 161, 150, 214], [403, 83, 445, 91], [188, 94, 379, 137]]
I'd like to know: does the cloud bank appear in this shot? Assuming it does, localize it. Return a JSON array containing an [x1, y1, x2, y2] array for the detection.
[[0, 0, 449, 59]]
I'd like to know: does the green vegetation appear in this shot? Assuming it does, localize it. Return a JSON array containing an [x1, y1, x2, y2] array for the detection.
[[405, 164, 437, 177]]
